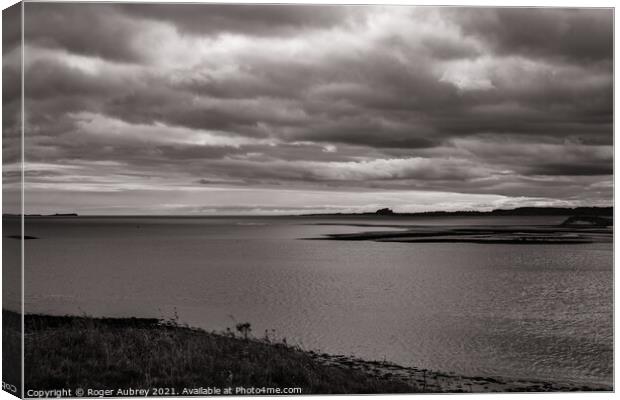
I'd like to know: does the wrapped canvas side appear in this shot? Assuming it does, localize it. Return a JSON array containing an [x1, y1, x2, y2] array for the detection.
[[2, 2, 23, 398]]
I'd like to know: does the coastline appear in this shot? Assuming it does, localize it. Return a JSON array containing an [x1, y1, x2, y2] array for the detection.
[[309, 353, 612, 393], [6, 310, 611, 394], [313, 225, 613, 245]]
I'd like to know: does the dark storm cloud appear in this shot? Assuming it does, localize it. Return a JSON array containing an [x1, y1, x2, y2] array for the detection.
[[2, 2, 20, 54], [24, 3, 144, 62], [25, 59, 119, 99], [118, 4, 364, 37], [102, 89, 302, 137], [3, 2, 22, 171], [19, 3, 613, 213], [529, 162, 613, 176], [451, 8, 613, 64]]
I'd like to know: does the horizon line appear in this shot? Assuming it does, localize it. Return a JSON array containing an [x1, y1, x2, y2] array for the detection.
[[5, 205, 614, 218]]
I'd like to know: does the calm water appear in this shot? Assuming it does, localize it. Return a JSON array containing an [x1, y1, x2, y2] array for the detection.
[[13, 216, 613, 386]]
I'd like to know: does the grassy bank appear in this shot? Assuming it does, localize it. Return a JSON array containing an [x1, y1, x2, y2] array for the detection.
[[4, 310, 611, 395], [3, 310, 22, 396], [9, 310, 418, 395]]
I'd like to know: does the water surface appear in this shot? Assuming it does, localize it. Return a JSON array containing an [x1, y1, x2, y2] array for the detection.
[[21, 216, 613, 386]]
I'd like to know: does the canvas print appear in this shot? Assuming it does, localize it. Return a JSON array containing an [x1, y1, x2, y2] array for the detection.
[[2, 1, 614, 397]]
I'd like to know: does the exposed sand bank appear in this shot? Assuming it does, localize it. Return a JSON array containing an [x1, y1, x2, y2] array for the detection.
[[312, 225, 612, 245]]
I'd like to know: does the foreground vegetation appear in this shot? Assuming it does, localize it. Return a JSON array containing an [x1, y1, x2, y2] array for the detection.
[[8, 310, 418, 394], [4, 310, 610, 395], [3, 310, 21, 396]]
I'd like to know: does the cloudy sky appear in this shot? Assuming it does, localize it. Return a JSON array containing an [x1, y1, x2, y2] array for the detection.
[[2, 3, 613, 215]]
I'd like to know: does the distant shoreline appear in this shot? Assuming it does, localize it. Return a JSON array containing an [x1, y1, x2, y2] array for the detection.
[[300, 206, 613, 218], [2, 206, 614, 218]]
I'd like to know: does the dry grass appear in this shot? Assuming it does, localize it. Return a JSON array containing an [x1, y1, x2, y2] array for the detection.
[[7, 311, 420, 394]]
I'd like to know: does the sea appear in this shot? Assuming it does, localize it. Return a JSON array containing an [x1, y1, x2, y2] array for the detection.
[[5, 215, 613, 386]]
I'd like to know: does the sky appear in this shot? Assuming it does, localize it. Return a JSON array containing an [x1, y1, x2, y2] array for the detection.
[[2, 3, 614, 215]]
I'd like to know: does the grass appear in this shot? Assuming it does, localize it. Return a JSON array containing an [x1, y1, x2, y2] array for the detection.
[[4, 310, 420, 394], [3, 310, 22, 396]]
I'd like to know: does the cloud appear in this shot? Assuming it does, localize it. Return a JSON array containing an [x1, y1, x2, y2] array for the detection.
[[69, 112, 276, 148], [450, 8, 613, 64], [2, 3, 21, 55], [118, 3, 365, 37], [23, 3, 161, 63], [17, 3, 613, 214], [292, 157, 490, 181]]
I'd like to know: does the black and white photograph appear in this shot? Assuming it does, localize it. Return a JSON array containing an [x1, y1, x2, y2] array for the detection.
[[1, 0, 614, 397]]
